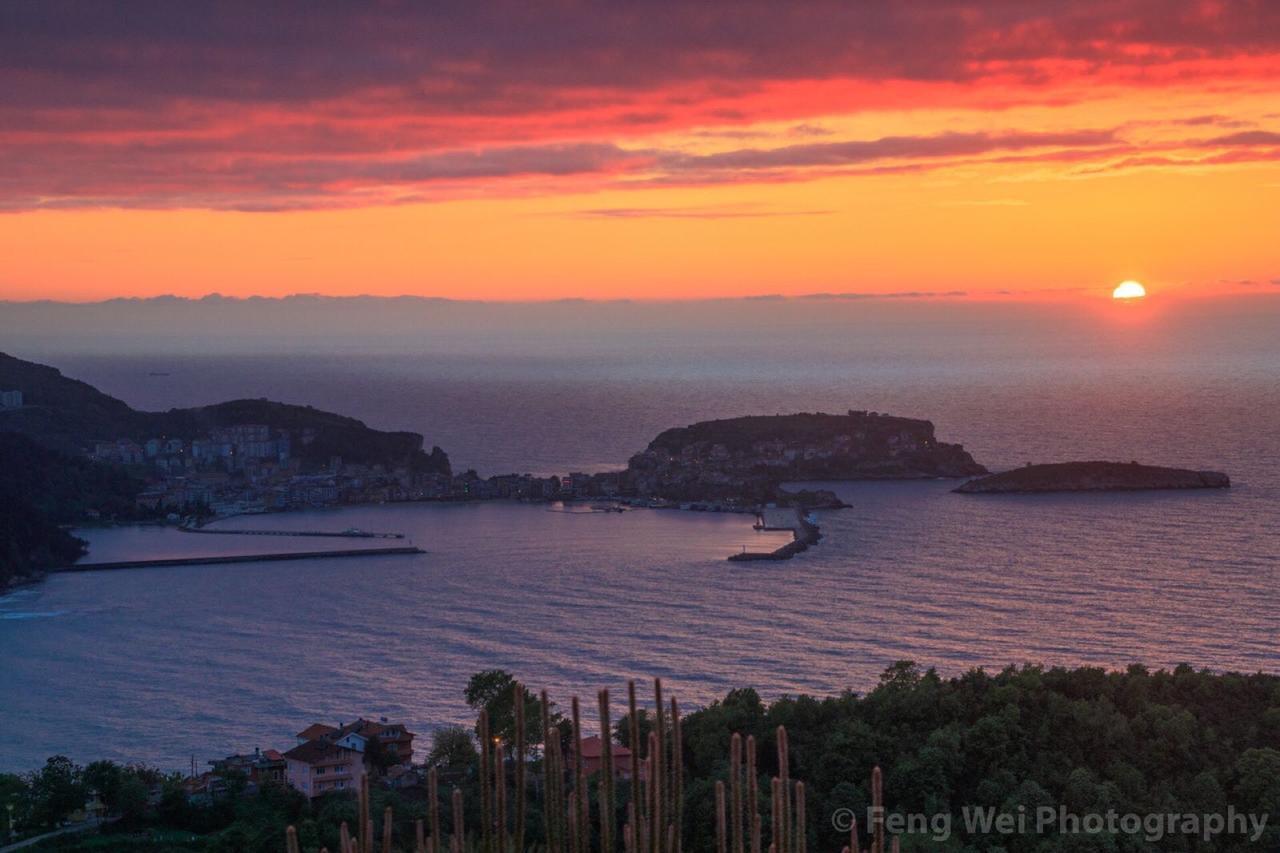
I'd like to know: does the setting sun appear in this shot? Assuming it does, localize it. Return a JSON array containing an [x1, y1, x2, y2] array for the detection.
[[1113, 280, 1147, 300]]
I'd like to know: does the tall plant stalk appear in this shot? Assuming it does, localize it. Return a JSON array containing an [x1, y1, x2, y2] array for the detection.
[[599, 689, 615, 853], [514, 683, 527, 853]]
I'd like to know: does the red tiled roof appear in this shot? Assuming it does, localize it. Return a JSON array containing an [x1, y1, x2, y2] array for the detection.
[[577, 735, 632, 759], [283, 739, 359, 765], [296, 723, 338, 741], [336, 718, 415, 742], [263, 749, 284, 761]]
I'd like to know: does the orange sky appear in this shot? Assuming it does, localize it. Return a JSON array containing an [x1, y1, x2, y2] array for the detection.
[[2, 3, 1278, 302]]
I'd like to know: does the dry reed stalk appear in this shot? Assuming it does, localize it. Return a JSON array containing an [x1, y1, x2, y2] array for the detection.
[[654, 678, 666, 846], [730, 734, 743, 853], [495, 742, 507, 853], [715, 781, 727, 853], [647, 731, 661, 853], [568, 794, 579, 853], [599, 689, 615, 853], [871, 767, 883, 853], [572, 696, 588, 853], [479, 709, 492, 853], [776, 728, 790, 853], [793, 783, 805, 853], [359, 775, 370, 853], [429, 768, 441, 853], [770, 778, 782, 853], [451, 788, 464, 853], [514, 683, 527, 853], [746, 737, 759, 853], [546, 729, 563, 853], [670, 698, 683, 853], [628, 680, 642, 828]]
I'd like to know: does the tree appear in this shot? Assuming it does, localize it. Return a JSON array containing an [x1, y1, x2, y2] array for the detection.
[[464, 669, 549, 750], [116, 774, 149, 824], [0, 773, 28, 835], [363, 736, 397, 777], [28, 756, 83, 828], [82, 760, 123, 812], [427, 726, 480, 770], [614, 708, 653, 751]]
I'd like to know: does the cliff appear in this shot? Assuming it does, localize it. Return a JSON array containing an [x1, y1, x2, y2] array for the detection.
[[626, 411, 986, 502], [955, 461, 1230, 494], [0, 353, 451, 475]]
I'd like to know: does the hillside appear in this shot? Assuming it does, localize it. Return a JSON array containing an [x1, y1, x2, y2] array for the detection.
[[0, 432, 151, 590], [0, 352, 451, 474]]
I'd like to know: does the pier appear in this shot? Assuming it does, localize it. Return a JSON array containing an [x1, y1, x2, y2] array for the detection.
[[179, 526, 404, 539], [59, 546, 425, 572], [729, 507, 822, 561]]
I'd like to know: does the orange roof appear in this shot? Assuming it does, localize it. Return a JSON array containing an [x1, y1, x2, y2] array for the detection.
[[296, 723, 338, 741], [283, 739, 358, 765], [577, 735, 632, 759]]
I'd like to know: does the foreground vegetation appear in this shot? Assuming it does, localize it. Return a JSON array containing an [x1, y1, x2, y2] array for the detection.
[[4, 664, 1278, 852]]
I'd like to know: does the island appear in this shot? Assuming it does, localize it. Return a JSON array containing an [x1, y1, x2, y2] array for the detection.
[[955, 461, 1231, 494], [619, 411, 986, 504]]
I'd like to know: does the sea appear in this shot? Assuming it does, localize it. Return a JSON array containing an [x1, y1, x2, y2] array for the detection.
[[1, 294, 1277, 772]]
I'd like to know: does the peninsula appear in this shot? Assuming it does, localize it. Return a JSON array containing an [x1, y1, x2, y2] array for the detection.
[[955, 461, 1231, 494]]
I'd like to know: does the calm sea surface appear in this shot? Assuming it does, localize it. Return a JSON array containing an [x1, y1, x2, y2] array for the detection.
[[1, 296, 1277, 771]]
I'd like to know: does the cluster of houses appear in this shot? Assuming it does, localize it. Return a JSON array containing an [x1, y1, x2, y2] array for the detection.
[[188, 717, 416, 801], [188, 718, 641, 803], [84, 420, 633, 519]]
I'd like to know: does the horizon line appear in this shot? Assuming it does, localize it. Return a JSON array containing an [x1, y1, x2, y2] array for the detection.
[[3, 285, 1276, 307]]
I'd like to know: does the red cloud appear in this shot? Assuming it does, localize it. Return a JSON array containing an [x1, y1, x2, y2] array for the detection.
[[2, 1, 1278, 210]]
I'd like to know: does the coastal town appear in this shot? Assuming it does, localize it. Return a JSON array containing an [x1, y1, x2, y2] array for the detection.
[[84, 420, 633, 521], [74, 408, 975, 521]]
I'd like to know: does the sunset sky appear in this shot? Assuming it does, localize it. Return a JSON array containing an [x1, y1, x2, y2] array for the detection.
[[2, 1, 1279, 301]]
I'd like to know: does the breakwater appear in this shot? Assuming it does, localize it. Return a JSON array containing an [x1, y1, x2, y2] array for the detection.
[[728, 508, 821, 561], [179, 526, 404, 539], [59, 546, 424, 572]]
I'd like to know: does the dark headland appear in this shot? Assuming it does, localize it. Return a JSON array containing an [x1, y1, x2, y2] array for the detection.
[[955, 461, 1231, 494]]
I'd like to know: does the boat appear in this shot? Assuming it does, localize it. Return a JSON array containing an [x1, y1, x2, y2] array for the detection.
[[590, 504, 626, 513]]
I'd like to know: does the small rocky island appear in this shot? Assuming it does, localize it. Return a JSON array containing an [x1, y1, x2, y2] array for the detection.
[[955, 461, 1230, 494]]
